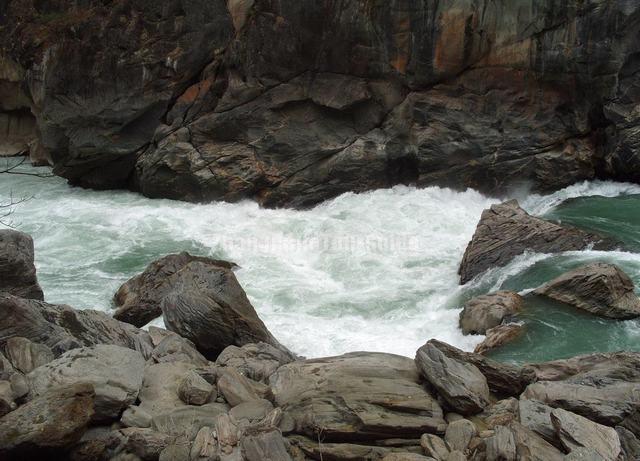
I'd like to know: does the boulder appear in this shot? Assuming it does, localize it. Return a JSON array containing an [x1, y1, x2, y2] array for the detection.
[[270, 352, 446, 441], [0, 230, 43, 300], [564, 447, 607, 460], [444, 419, 477, 452], [0, 293, 153, 358], [150, 332, 209, 366], [616, 426, 640, 460], [216, 342, 295, 383], [3, 336, 54, 373], [217, 368, 266, 407], [550, 408, 621, 460], [27, 345, 145, 421], [138, 361, 197, 416], [517, 399, 558, 447], [113, 252, 236, 327], [160, 261, 292, 360], [523, 351, 640, 382], [459, 291, 523, 335], [415, 342, 490, 415], [0, 380, 16, 417], [420, 434, 450, 460], [459, 200, 618, 283], [151, 403, 229, 439], [190, 426, 217, 460], [485, 425, 516, 461], [508, 422, 564, 461], [240, 428, 292, 461], [121, 405, 153, 429], [230, 399, 274, 424], [0, 383, 95, 458], [474, 323, 524, 355], [178, 370, 214, 406], [480, 398, 519, 429], [118, 427, 177, 461], [534, 263, 640, 319], [381, 454, 435, 461]]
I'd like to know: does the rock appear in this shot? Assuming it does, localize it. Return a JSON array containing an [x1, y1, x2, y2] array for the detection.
[[508, 422, 565, 461], [28, 345, 145, 421], [415, 342, 490, 415], [620, 408, 640, 438], [3, 336, 54, 373], [68, 426, 125, 461], [458, 200, 618, 283], [445, 451, 466, 461], [240, 428, 292, 461], [0, 293, 153, 358], [190, 426, 217, 460], [459, 291, 523, 335], [420, 434, 450, 460], [427, 340, 531, 398], [564, 448, 607, 460], [118, 428, 176, 461], [444, 419, 477, 452], [9, 372, 29, 400], [0, 383, 94, 458], [160, 443, 192, 461], [0, 380, 16, 417], [289, 435, 400, 460], [517, 399, 559, 447], [178, 370, 214, 405], [474, 324, 524, 355], [382, 454, 436, 461], [485, 425, 516, 461], [480, 398, 519, 429], [151, 403, 229, 439], [616, 426, 640, 460], [230, 399, 274, 424], [534, 263, 640, 319], [270, 352, 446, 441], [121, 406, 153, 429], [138, 361, 197, 416], [523, 351, 640, 382], [0, 230, 43, 300], [150, 332, 209, 366], [0, 351, 14, 380], [217, 368, 265, 407], [216, 342, 295, 383], [160, 260, 291, 360], [113, 252, 236, 327], [550, 408, 621, 460]]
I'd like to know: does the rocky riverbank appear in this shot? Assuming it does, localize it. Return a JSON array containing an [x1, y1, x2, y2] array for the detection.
[[1, 199, 640, 460]]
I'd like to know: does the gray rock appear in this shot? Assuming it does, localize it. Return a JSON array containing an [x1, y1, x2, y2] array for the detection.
[[415, 342, 490, 415], [240, 428, 292, 461], [0, 382, 95, 458], [151, 332, 209, 366], [420, 434, 450, 460], [564, 447, 606, 460], [3, 336, 54, 373], [485, 425, 516, 461], [0, 230, 43, 300], [178, 370, 214, 405], [0, 380, 16, 417], [9, 372, 29, 400], [118, 427, 176, 461], [534, 263, 640, 319], [288, 435, 395, 460], [382, 454, 436, 461], [550, 408, 621, 460], [270, 352, 446, 441], [230, 399, 274, 424], [216, 342, 295, 383], [0, 351, 14, 380], [445, 451, 466, 461], [217, 368, 265, 406], [152, 403, 229, 439], [615, 426, 640, 461], [523, 351, 640, 382], [508, 422, 564, 461], [138, 361, 197, 416], [444, 419, 477, 452], [459, 291, 523, 335], [474, 323, 524, 355], [160, 442, 192, 461], [458, 200, 618, 284], [518, 399, 559, 447], [190, 426, 217, 461], [121, 405, 153, 428], [0, 293, 154, 358], [480, 398, 519, 429], [27, 345, 145, 421]]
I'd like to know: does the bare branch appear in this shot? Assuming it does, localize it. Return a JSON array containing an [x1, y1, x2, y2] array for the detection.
[[0, 191, 32, 229], [0, 155, 54, 178]]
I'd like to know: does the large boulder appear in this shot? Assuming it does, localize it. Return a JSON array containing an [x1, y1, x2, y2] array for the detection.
[[3, 336, 54, 373], [270, 352, 446, 441], [215, 342, 295, 383], [415, 342, 490, 415], [0, 383, 95, 458], [160, 260, 291, 360], [458, 200, 618, 283], [459, 291, 523, 335], [27, 345, 145, 421], [550, 408, 621, 460], [0, 293, 153, 358], [534, 263, 640, 319], [474, 323, 524, 355], [113, 252, 235, 327], [0, 230, 43, 300]]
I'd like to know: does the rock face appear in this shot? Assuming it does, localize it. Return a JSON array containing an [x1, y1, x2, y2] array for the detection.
[[459, 201, 618, 283], [459, 291, 523, 335], [0, 230, 43, 300], [534, 263, 640, 319], [550, 408, 621, 460], [2, 2, 640, 206], [270, 352, 446, 441]]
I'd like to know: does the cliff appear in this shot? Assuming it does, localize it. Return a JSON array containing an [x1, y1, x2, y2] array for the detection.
[[1, 0, 639, 207]]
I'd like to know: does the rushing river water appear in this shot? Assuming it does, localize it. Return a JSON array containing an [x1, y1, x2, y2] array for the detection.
[[2, 159, 640, 363]]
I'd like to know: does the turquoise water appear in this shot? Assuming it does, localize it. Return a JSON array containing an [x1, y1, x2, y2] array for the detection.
[[1, 158, 640, 362]]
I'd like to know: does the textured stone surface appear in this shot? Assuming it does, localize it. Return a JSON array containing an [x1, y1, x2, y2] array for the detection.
[[3, 336, 53, 373], [460, 291, 523, 335], [177, 370, 213, 406], [444, 419, 477, 452], [485, 425, 516, 461], [550, 408, 621, 460], [216, 342, 294, 383], [508, 422, 565, 461], [474, 323, 524, 355], [0, 230, 43, 300]]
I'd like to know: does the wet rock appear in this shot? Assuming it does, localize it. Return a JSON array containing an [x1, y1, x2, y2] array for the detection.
[[0, 383, 95, 458], [459, 200, 618, 283], [216, 342, 295, 383], [420, 434, 450, 460], [459, 291, 523, 335], [0, 230, 43, 300], [178, 370, 214, 406], [508, 422, 564, 461], [3, 336, 54, 373], [534, 263, 640, 319], [444, 419, 477, 452], [485, 425, 516, 461], [27, 345, 145, 421], [0, 293, 154, 358], [113, 252, 236, 327], [415, 342, 490, 415], [550, 408, 621, 460], [270, 352, 445, 441], [474, 323, 524, 355]]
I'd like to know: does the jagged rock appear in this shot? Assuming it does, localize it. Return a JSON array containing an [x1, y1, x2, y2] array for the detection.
[[415, 342, 490, 415], [118, 428, 176, 461], [458, 200, 618, 283], [150, 331, 209, 366], [216, 342, 295, 383], [444, 419, 477, 452], [0, 380, 16, 417], [113, 252, 236, 327], [190, 426, 217, 460], [485, 425, 516, 461], [480, 398, 519, 429], [152, 403, 229, 439], [534, 263, 640, 319], [0, 293, 153, 358], [420, 434, 450, 460], [240, 428, 292, 461], [27, 345, 145, 421], [0, 351, 13, 381], [445, 451, 466, 461], [564, 447, 607, 460], [550, 408, 621, 460], [517, 399, 558, 447], [270, 352, 446, 441], [0, 230, 43, 300], [3, 336, 54, 373], [160, 443, 192, 461], [9, 372, 29, 400], [289, 435, 404, 460], [178, 370, 214, 405], [616, 426, 640, 460], [427, 340, 531, 397], [382, 454, 435, 461], [138, 361, 197, 416], [474, 323, 524, 355], [508, 422, 564, 461], [523, 351, 640, 382], [459, 291, 523, 335], [68, 426, 126, 461], [620, 408, 640, 438], [121, 406, 153, 429], [217, 368, 266, 407], [0, 383, 95, 458], [230, 399, 274, 424], [160, 260, 291, 360]]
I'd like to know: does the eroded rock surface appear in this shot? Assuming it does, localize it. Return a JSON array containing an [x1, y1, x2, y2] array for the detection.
[[0, 230, 43, 300]]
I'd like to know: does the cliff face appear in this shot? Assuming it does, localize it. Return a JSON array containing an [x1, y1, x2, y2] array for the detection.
[[1, 1, 639, 207]]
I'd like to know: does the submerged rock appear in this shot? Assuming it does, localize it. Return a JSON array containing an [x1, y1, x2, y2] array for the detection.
[[0, 230, 43, 300], [534, 263, 640, 319], [458, 200, 618, 283], [459, 291, 523, 335], [474, 323, 524, 355]]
